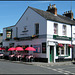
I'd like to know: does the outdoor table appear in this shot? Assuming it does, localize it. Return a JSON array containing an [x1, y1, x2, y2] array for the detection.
[[25, 55, 34, 62]]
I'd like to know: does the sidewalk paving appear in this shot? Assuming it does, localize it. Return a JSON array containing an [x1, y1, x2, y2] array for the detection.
[[12, 61, 73, 66], [22, 61, 73, 66], [0, 59, 74, 66]]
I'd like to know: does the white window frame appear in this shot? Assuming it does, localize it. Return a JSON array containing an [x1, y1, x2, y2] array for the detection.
[[63, 25, 66, 36], [35, 23, 39, 35], [58, 44, 65, 56], [54, 23, 58, 35]]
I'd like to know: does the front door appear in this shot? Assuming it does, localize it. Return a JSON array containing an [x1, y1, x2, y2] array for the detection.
[[50, 46, 54, 62]]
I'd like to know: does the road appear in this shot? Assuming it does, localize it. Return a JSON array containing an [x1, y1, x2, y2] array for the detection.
[[0, 60, 75, 74]]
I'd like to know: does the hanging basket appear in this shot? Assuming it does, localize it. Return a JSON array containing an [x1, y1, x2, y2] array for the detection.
[[58, 43, 64, 47], [68, 44, 73, 48]]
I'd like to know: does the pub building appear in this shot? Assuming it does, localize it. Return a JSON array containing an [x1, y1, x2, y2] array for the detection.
[[0, 33, 3, 47], [3, 4, 75, 63]]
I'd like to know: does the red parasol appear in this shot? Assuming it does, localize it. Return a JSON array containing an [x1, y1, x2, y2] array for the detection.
[[15, 47, 24, 51], [25, 47, 36, 51], [8, 47, 16, 51], [0, 47, 5, 50]]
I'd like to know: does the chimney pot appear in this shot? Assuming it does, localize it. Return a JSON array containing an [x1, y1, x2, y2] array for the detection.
[[49, 4, 51, 9], [53, 4, 56, 8], [48, 6, 50, 10], [66, 11, 67, 14], [63, 10, 73, 20], [64, 12, 65, 14], [69, 11, 70, 13], [52, 5, 53, 8], [47, 4, 57, 16], [70, 10, 72, 13]]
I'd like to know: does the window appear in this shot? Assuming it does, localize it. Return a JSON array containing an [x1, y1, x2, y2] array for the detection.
[[56, 44, 65, 56], [58, 47, 64, 56], [63, 25, 66, 35], [33, 45, 41, 53], [42, 42, 46, 53], [35, 23, 39, 35], [6, 29, 12, 39], [54, 23, 58, 34], [66, 44, 70, 56]]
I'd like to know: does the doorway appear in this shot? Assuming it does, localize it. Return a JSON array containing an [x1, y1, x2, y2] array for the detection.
[[50, 46, 54, 62]]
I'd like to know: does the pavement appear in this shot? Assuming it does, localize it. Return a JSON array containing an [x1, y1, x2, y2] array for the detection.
[[0, 59, 75, 66]]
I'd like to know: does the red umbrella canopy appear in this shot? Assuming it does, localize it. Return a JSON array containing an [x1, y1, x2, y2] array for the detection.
[[8, 47, 16, 51], [15, 47, 24, 51], [0, 47, 5, 50], [25, 47, 36, 51]]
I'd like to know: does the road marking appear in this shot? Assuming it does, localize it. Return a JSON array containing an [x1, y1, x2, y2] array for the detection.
[[62, 67, 75, 69], [71, 73, 75, 74], [64, 73, 69, 74], [37, 65, 75, 74], [52, 69, 57, 71], [64, 71, 71, 73], [57, 71, 63, 73]]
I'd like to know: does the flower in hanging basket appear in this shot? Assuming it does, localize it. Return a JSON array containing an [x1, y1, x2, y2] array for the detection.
[[13, 37, 19, 40], [58, 43, 63, 47], [31, 35, 39, 39], [68, 44, 73, 48]]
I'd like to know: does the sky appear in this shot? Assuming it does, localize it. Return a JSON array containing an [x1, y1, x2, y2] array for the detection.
[[0, 1, 75, 33]]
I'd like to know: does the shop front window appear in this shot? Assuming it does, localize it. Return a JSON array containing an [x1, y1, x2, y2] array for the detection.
[[66, 44, 70, 56], [61, 49, 64, 54], [56, 44, 71, 56], [42, 42, 46, 53], [56, 44, 65, 56], [58, 47, 64, 56], [33, 45, 41, 53]]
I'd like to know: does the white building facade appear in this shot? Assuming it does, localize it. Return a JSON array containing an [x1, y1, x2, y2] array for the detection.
[[0, 33, 3, 47], [3, 4, 75, 63]]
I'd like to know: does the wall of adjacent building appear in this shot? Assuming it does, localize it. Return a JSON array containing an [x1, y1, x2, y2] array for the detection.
[[47, 20, 71, 37]]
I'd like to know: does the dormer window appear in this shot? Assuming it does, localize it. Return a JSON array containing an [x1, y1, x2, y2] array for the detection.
[[54, 23, 58, 34]]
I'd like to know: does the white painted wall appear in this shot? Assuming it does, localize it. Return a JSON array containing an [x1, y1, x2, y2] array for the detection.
[[72, 25, 75, 44], [3, 7, 47, 58], [47, 20, 71, 37], [47, 20, 72, 61], [3, 6, 74, 62], [15, 8, 47, 38], [3, 28, 6, 40]]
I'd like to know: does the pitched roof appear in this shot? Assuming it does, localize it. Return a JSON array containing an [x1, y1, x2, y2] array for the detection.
[[29, 6, 75, 25]]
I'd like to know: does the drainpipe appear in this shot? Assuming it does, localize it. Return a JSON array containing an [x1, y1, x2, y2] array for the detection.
[[71, 24, 74, 61]]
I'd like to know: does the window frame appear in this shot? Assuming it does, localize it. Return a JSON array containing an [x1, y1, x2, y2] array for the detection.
[[35, 23, 39, 35], [54, 23, 58, 35], [62, 25, 66, 36]]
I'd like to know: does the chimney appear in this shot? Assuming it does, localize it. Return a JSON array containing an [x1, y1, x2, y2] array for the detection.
[[47, 4, 57, 16], [63, 10, 73, 20]]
